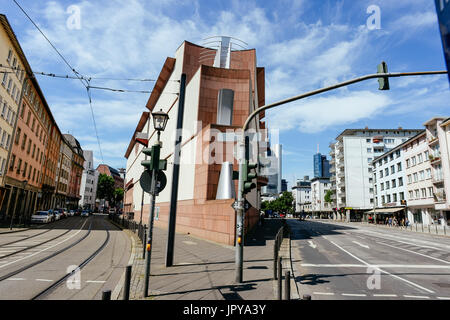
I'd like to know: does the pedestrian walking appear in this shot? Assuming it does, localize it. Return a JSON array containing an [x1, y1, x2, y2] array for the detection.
[[388, 217, 392, 227]]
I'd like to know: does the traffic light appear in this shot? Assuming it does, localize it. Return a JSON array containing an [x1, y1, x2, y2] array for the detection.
[[377, 61, 390, 90], [242, 161, 257, 194], [141, 145, 161, 171]]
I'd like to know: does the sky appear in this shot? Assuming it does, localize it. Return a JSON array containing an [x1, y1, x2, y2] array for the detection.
[[1, 0, 449, 189]]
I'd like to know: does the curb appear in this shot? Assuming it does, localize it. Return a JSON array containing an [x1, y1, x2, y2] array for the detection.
[[0, 228, 31, 234]]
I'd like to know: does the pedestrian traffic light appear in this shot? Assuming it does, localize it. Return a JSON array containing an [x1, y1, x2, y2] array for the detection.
[[377, 61, 390, 90], [242, 161, 257, 194], [141, 145, 161, 170]]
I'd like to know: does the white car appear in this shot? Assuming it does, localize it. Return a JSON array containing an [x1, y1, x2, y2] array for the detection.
[[31, 211, 52, 224]]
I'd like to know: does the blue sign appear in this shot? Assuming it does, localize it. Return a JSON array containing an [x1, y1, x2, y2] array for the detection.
[[435, 0, 450, 84]]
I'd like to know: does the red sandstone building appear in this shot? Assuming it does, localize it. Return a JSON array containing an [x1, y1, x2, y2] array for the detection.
[[124, 38, 268, 245]]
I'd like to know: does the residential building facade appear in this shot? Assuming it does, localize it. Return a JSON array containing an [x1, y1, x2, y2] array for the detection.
[[292, 179, 311, 213], [0, 14, 27, 220], [79, 150, 98, 210], [329, 128, 423, 221], [311, 177, 332, 218]]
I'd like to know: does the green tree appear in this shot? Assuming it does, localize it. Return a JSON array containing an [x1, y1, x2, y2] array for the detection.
[[97, 174, 115, 203], [324, 189, 334, 204], [113, 188, 124, 206]]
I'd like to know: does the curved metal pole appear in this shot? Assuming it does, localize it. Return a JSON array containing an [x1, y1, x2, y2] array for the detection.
[[242, 71, 447, 132]]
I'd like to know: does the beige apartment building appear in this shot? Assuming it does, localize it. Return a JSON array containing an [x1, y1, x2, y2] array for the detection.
[[0, 15, 28, 216]]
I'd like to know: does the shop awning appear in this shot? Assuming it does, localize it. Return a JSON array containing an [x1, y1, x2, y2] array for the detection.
[[367, 207, 405, 214]]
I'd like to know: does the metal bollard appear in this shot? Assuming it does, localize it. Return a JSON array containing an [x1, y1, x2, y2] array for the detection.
[[285, 271, 291, 300], [123, 265, 132, 300], [102, 290, 111, 300], [142, 228, 147, 259], [277, 257, 282, 300], [303, 294, 311, 300], [273, 238, 279, 280]]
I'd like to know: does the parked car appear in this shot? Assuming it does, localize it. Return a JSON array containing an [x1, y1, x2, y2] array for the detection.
[[31, 211, 52, 224], [108, 208, 116, 214], [69, 210, 75, 217], [56, 208, 67, 219], [81, 210, 89, 217], [52, 209, 61, 221]]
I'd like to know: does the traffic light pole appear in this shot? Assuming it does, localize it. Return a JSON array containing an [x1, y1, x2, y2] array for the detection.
[[234, 68, 447, 283], [143, 132, 161, 298]]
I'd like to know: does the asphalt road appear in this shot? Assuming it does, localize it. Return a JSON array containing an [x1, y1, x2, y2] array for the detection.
[[0, 214, 131, 300], [288, 219, 450, 300]]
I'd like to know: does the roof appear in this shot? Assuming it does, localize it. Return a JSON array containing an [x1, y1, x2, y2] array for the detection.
[[63, 134, 84, 159], [335, 128, 423, 141], [371, 130, 426, 163], [124, 111, 150, 159]]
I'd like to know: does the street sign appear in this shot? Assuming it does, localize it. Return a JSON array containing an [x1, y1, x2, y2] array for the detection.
[[435, 0, 450, 84], [231, 199, 252, 212], [140, 170, 167, 194]]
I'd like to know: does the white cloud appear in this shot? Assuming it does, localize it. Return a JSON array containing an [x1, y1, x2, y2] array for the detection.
[[267, 90, 392, 133]]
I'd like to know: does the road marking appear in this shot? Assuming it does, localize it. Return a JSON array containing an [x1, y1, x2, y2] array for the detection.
[[86, 280, 106, 283], [313, 292, 335, 296], [342, 293, 367, 297], [7, 278, 25, 281], [36, 279, 53, 282], [352, 241, 370, 249], [377, 242, 450, 264], [403, 295, 430, 299], [437, 297, 450, 300], [0, 219, 89, 269], [300, 263, 450, 269], [308, 241, 317, 249], [326, 239, 435, 294], [182, 241, 197, 245], [361, 230, 450, 252], [373, 294, 398, 297]]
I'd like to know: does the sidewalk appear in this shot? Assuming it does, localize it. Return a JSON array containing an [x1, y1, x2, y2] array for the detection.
[[118, 219, 289, 300]]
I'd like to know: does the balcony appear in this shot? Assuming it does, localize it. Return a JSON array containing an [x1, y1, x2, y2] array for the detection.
[[330, 175, 336, 182], [337, 172, 345, 179], [330, 149, 335, 157], [330, 166, 336, 174], [428, 136, 439, 146], [337, 181, 345, 189], [434, 191, 446, 203], [330, 157, 336, 165], [430, 155, 441, 165], [337, 152, 344, 161], [432, 175, 444, 185]]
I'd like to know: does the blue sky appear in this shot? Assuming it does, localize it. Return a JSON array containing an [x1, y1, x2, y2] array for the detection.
[[1, 0, 449, 188]]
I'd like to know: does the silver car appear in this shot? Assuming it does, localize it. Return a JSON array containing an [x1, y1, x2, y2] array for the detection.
[[31, 211, 52, 224]]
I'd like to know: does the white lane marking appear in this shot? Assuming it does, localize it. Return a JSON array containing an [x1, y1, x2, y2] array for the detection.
[[313, 292, 335, 296], [308, 241, 317, 249], [7, 278, 25, 281], [377, 242, 450, 264], [300, 263, 450, 269], [0, 219, 89, 269], [342, 293, 367, 297], [403, 295, 430, 299], [359, 230, 450, 252], [437, 297, 450, 300], [373, 294, 398, 297], [86, 280, 106, 283], [352, 241, 370, 249], [36, 279, 53, 282], [326, 238, 435, 294]]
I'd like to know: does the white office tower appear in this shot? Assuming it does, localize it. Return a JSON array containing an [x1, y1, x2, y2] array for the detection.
[[79, 150, 99, 210], [329, 128, 422, 219]]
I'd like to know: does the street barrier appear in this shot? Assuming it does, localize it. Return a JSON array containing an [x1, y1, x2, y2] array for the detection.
[[285, 271, 291, 301], [123, 265, 132, 300], [102, 290, 111, 300], [277, 256, 282, 301]]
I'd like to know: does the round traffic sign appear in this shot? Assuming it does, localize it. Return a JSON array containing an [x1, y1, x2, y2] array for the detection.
[[140, 170, 167, 194]]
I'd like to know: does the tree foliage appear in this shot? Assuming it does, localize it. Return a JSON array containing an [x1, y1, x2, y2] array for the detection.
[[262, 191, 295, 214], [324, 189, 335, 203], [97, 174, 115, 202]]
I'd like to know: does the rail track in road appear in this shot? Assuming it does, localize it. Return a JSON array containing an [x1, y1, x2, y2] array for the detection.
[[32, 221, 111, 300], [0, 218, 92, 282]]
